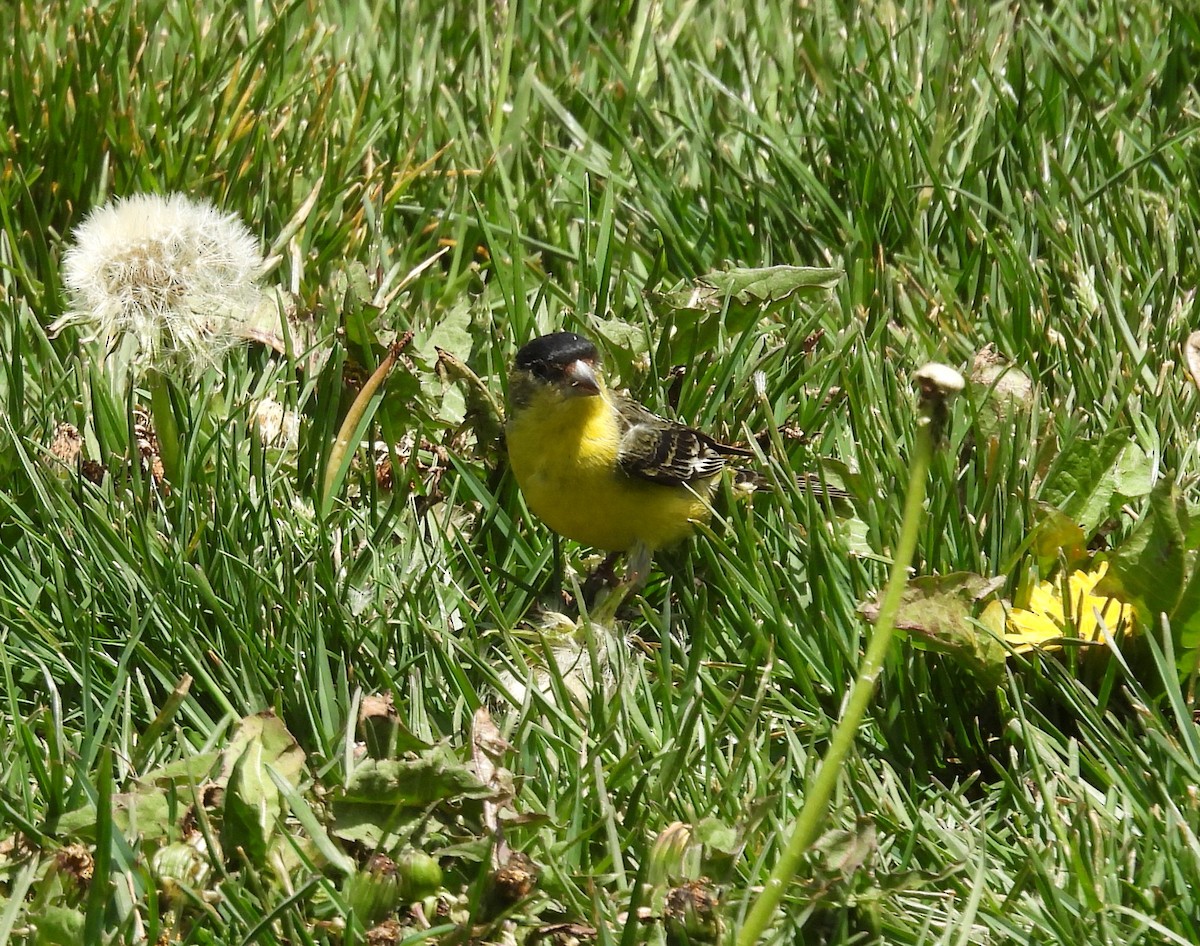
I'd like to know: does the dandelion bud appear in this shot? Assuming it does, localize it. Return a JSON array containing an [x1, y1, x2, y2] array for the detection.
[[647, 822, 695, 886], [487, 850, 538, 912], [395, 848, 444, 902], [664, 880, 722, 945], [343, 854, 403, 926], [152, 838, 212, 904], [913, 362, 965, 444]]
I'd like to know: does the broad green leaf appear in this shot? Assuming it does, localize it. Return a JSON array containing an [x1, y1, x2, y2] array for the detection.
[[222, 741, 275, 869], [1039, 429, 1152, 535], [268, 767, 354, 877], [358, 698, 434, 759], [331, 745, 495, 848], [436, 382, 467, 428], [434, 347, 505, 448], [1111, 442, 1155, 499], [1031, 505, 1088, 570], [340, 746, 492, 807], [647, 282, 721, 315], [219, 713, 306, 787], [592, 318, 649, 355], [1101, 480, 1187, 622], [52, 770, 228, 847], [809, 458, 870, 509], [592, 318, 651, 386], [812, 820, 878, 876], [1171, 566, 1200, 673], [697, 265, 841, 305], [693, 818, 738, 855], [141, 753, 222, 785], [334, 261, 375, 308], [31, 906, 84, 946], [859, 572, 1007, 686], [338, 262, 381, 351], [415, 299, 474, 365], [219, 714, 307, 870], [53, 791, 172, 841], [838, 515, 877, 560], [1171, 495, 1200, 660], [330, 801, 424, 848]]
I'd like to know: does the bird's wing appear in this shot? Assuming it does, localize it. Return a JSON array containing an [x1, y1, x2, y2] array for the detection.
[[613, 395, 750, 486]]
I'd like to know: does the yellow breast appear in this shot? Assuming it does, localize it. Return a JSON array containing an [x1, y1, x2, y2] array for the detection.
[[506, 387, 715, 551]]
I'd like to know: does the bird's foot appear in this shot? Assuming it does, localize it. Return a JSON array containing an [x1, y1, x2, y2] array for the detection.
[[588, 543, 652, 625], [581, 552, 623, 604], [625, 542, 652, 589]]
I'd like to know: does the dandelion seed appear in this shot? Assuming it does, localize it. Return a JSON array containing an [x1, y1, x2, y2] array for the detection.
[[496, 612, 623, 710], [57, 193, 268, 373], [253, 396, 300, 449]]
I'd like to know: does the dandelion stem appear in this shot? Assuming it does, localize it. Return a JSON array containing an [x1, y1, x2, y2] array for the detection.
[[147, 371, 182, 485], [736, 403, 940, 945]]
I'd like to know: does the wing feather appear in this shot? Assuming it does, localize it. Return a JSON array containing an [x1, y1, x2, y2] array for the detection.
[[613, 395, 750, 486]]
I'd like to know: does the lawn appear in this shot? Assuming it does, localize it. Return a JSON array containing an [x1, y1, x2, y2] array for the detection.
[[3, 0, 1200, 943]]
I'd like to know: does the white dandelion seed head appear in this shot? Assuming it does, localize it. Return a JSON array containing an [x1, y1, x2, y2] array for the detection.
[[495, 614, 626, 712], [914, 362, 965, 396], [253, 396, 300, 449], [60, 193, 267, 373]]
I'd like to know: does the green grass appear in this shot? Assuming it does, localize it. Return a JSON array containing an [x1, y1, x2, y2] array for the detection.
[[3, 0, 1200, 943]]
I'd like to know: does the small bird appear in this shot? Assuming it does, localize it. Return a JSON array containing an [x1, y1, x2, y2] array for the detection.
[[506, 331, 751, 584]]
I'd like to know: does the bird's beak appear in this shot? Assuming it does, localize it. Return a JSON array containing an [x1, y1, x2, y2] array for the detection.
[[562, 359, 601, 397]]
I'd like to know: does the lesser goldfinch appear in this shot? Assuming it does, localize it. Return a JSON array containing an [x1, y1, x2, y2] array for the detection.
[[506, 332, 750, 571]]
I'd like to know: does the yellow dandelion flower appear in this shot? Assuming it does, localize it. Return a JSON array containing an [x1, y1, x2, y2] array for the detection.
[[1005, 561, 1133, 653]]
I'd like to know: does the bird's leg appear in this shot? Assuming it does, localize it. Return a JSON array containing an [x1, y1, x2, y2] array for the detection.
[[589, 542, 652, 625], [552, 534, 563, 594], [625, 541, 653, 590], [581, 552, 622, 604]]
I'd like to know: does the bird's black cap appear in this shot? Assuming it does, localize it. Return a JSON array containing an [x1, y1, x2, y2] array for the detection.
[[514, 332, 599, 373]]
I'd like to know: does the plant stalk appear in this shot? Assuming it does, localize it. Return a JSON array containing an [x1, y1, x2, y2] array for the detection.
[[320, 342, 404, 517], [147, 370, 182, 486], [736, 413, 936, 944]]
